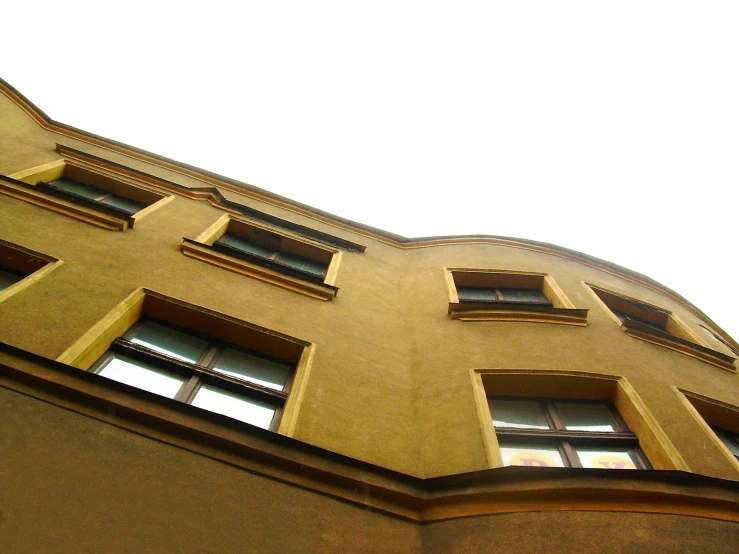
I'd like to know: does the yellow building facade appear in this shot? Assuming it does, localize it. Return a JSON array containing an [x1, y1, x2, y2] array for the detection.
[[1, 78, 738, 552]]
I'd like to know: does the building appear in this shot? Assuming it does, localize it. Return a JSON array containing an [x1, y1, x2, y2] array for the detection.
[[1, 78, 738, 553]]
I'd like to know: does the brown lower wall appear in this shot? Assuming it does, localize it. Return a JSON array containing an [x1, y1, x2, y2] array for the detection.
[[2, 385, 738, 554], [0, 387, 421, 554], [422, 511, 739, 554]]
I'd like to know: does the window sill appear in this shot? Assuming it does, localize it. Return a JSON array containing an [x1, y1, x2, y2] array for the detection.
[[1, 174, 133, 231], [181, 239, 339, 301], [449, 302, 588, 326], [622, 320, 736, 372]]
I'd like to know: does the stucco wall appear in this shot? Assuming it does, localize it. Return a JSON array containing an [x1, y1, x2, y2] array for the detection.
[[1, 84, 738, 485]]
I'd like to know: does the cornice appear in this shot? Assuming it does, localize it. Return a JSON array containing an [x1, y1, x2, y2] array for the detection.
[[0, 77, 734, 347], [1, 342, 738, 524]]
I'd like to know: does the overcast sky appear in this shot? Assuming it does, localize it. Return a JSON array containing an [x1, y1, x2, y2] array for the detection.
[[3, 2, 738, 341]]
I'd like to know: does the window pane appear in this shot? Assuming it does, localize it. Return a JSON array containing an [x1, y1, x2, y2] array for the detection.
[[499, 444, 565, 467], [131, 321, 209, 363], [49, 178, 104, 200], [457, 286, 497, 302], [98, 355, 186, 398], [276, 251, 327, 277], [712, 427, 739, 457], [0, 267, 23, 291], [213, 348, 291, 391], [575, 448, 638, 470], [488, 399, 550, 429], [216, 234, 274, 259], [554, 402, 619, 432], [191, 385, 276, 429], [497, 288, 550, 304], [99, 194, 145, 214]]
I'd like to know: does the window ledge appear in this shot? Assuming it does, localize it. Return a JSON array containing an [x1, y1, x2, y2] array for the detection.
[[622, 320, 736, 372], [449, 302, 588, 326], [181, 239, 338, 301], [0, 175, 132, 231]]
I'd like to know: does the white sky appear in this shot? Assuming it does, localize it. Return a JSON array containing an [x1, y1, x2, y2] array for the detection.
[[3, 2, 738, 341]]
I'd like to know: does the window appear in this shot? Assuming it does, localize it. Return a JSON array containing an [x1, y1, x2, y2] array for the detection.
[[3, 147, 173, 231], [0, 265, 24, 291], [39, 176, 145, 216], [0, 239, 61, 302], [675, 388, 739, 471], [700, 325, 739, 357], [182, 215, 341, 300], [214, 230, 329, 281], [710, 426, 739, 462], [456, 285, 551, 306], [588, 285, 735, 371], [446, 270, 587, 325], [488, 397, 649, 469], [90, 318, 295, 431]]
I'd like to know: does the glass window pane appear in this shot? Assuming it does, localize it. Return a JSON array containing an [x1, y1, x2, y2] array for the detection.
[[575, 448, 639, 470], [499, 443, 565, 467], [488, 399, 550, 429], [216, 234, 274, 259], [131, 321, 209, 363], [712, 427, 739, 457], [98, 355, 186, 398], [555, 402, 620, 432], [49, 178, 104, 200], [213, 348, 291, 391], [0, 267, 24, 291], [457, 286, 497, 302], [276, 251, 327, 277], [99, 194, 145, 214], [191, 385, 276, 429], [497, 288, 551, 305]]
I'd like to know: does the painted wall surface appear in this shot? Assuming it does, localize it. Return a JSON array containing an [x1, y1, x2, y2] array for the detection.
[[422, 511, 739, 554], [1, 85, 738, 551], [0, 387, 421, 553]]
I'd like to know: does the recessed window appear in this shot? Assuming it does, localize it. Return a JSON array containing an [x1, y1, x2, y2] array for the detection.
[[588, 285, 735, 372], [456, 286, 552, 306], [182, 215, 341, 300], [676, 389, 739, 471], [0, 265, 25, 291], [0, 239, 61, 301], [214, 229, 329, 281], [488, 397, 650, 469], [447, 270, 587, 325], [700, 325, 739, 357], [4, 149, 173, 231], [41, 177, 146, 216], [710, 426, 739, 462], [91, 318, 296, 431]]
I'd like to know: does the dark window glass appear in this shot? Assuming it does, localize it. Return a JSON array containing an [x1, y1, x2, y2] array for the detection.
[[49, 178, 104, 200], [458, 286, 551, 306], [214, 232, 328, 279], [457, 286, 498, 302], [612, 310, 667, 333], [711, 426, 739, 459], [497, 288, 550, 305], [46, 177, 144, 215], [0, 266, 25, 291]]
